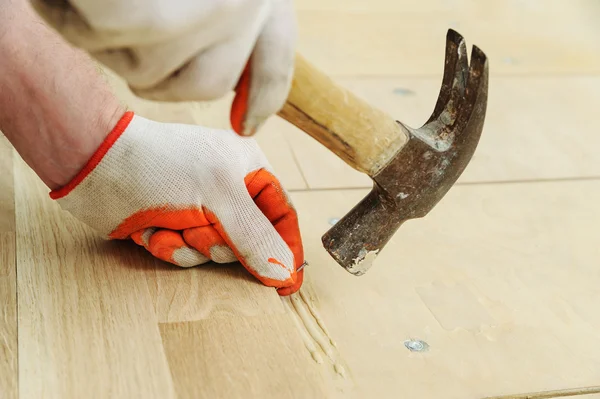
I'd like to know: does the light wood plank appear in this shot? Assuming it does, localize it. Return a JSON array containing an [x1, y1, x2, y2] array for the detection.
[[0, 135, 15, 232], [145, 260, 286, 323], [269, 117, 371, 190], [0, 234, 17, 399], [284, 76, 600, 189], [0, 133, 17, 399], [291, 180, 600, 398], [13, 156, 176, 399], [295, 0, 600, 76], [159, 314, 329, 399]]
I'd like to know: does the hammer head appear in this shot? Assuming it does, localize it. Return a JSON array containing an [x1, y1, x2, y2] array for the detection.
[[321, 29, 489, 275]]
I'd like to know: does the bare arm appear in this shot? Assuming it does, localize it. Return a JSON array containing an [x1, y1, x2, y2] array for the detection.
[[0, 1, 125, 189]]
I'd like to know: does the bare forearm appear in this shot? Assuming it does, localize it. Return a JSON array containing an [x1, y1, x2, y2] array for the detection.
[[0, 2, 125, 189]]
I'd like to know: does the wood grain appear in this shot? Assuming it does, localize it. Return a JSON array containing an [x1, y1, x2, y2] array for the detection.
[[291, 180, 600, 398], [295, 0, 600, 76], [159, 314, 328, 399], [0, 233, 17, 399], [13, 157, 176, 399], [145, 260, 286, 323], [0, 134, 17, 399], [0, 136, 15, 232]]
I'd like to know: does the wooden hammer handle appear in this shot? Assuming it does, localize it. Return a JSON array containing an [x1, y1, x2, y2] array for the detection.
[[277, 54, 409, 176]]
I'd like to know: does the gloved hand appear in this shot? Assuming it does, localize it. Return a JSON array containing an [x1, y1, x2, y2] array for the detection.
[[32, 0, 297, 135], [50, 111, 304, 296]]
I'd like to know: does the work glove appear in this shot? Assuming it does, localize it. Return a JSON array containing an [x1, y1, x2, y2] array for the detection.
[[32, 0, 297, 135], [50, 112, 304, 296]]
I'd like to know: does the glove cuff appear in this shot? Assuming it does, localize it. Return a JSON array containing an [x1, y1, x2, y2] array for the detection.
[[49, 111, 135, 200]]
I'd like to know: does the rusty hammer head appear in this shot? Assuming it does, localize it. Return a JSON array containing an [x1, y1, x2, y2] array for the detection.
[[321, 29, 489, 275]]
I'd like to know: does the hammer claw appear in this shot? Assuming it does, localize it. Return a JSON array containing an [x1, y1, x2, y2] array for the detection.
[[467, 45, 488, 100], [427, 29, 468, 126], [321, 29, 489, 276], [454, 45, 489, 143]]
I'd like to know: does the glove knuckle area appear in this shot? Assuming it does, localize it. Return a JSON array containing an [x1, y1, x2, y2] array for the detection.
[[182, 226, 236, 264], [188, 131, 264, 180], [132, 228, 209, 267], [197, 151, 243, 183]]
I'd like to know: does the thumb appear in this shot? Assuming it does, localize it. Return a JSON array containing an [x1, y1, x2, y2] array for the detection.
[[230, 0, 296, 136], [206, 188, 297, 290]]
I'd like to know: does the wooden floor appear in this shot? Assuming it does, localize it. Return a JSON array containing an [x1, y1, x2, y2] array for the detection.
[[2, 1, 600, 398]]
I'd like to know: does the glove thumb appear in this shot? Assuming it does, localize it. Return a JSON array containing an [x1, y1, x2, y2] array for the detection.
[[207, 184, 298, 291]]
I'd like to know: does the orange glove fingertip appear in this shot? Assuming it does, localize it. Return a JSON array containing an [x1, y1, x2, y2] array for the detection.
[[277, 269, 304, 296]]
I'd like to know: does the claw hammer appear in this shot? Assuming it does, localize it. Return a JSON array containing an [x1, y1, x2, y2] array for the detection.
[[240, 29, 489, 275]]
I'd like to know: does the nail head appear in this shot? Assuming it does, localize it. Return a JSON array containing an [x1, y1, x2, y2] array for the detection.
[[404, 339, 429, 352]]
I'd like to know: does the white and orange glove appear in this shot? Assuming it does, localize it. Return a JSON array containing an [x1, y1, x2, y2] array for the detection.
[[32, 0, 297, 135], [50, 112, 304, 295]]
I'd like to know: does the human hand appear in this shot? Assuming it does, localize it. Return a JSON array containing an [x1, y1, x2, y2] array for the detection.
[[51, 112, 304, 295], [33, 0, 297, 135]]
